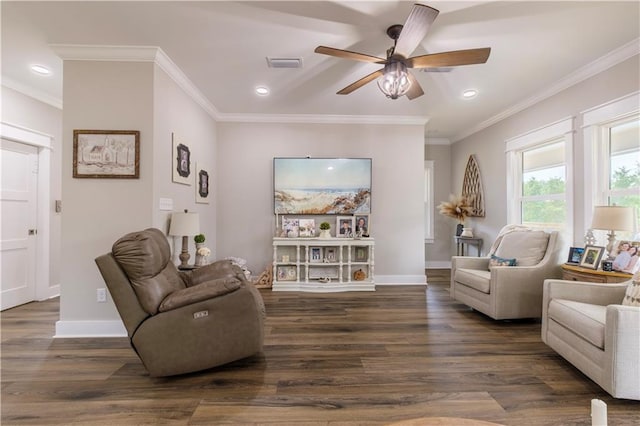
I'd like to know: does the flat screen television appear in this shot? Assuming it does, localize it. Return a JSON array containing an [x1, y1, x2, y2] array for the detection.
[[274, 157, 371, 214]]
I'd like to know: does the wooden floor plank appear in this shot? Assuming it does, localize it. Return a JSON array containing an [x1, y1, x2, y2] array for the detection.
[[2, 270, 639, 425]]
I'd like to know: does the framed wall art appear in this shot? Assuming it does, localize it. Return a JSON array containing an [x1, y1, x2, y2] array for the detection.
[[579, 245, 604, 270], [172, 133, 191, 185], [73, 130, 139, 178], [273, 157, 371, 214], [195, 162, 210, 204]]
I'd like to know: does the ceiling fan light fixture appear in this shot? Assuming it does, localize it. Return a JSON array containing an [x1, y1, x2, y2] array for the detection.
[[377, 62, 411, 100]]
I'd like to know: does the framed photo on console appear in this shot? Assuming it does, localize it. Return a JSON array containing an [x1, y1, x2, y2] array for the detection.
[[579, 245, 604, 270], [567, 247, 585, 264], [309, 247, 323, 263], [337, 216, 354, 238]]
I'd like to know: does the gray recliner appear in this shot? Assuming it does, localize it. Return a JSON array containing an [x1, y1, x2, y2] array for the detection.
[[95, 228, 265, 377]]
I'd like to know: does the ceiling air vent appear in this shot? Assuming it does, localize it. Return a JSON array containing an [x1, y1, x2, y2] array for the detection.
[[266, 57, 303, 69]]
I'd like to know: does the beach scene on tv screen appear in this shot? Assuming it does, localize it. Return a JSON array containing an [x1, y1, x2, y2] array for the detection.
[[274, 158, 371, 214]]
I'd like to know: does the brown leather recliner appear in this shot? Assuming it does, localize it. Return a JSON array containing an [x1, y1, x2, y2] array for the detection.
[[95, 228, 265, 377]]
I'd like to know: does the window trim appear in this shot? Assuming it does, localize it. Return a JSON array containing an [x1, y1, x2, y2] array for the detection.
[[424, 160, 434, 243], [505, 117, 574, 237], [582, 91, 639, 229]]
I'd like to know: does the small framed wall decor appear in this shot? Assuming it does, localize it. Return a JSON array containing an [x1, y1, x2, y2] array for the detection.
[[579, 245, 605, 270], [195, 162, 210, 204], [73, 130, 140, 178], [172, 133, 191, 185], [566, 247, 585, 264]]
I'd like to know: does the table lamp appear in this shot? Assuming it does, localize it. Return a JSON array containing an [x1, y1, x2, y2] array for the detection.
[[590, 205, 634, 259], [169, 209, 200, 268]]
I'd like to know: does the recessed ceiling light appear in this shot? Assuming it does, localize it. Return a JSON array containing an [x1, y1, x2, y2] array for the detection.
[[462, 89, 478, 99], [255, 86, 269, 96], [30, 64, 51, 76]]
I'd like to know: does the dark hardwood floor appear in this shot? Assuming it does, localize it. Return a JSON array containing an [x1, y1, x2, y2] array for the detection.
[[2, 270, 639, 425]]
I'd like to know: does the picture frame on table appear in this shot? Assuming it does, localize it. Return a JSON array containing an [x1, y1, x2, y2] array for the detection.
[[276, 266, 297, 281], [298, 219, 316, 237], [566, 247, 585, 264], [355, 246, 368, 262], [309, 247, 323, 263], [324, 247, 337, 262], [579, 245, 605, 270], [337, 216, 354, 238], [354, 214, 370, 237], [73, 129, 140, 178]]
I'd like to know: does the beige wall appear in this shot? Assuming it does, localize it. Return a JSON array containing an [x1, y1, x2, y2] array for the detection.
[[451, 54, 640, 249], [58, 60, 218, 333], [152, 65, 217, 258], [1, 86, 63, 291], [216, 122, 426, 282]]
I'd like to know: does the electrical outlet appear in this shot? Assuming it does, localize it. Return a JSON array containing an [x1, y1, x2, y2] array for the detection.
[[97, 288, 107, 303]]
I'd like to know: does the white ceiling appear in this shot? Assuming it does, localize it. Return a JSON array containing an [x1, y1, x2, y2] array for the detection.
[[2, 1, 639, 141]]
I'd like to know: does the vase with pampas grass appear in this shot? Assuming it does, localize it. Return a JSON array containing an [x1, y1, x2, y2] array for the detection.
[[437, 194, 474, 236]]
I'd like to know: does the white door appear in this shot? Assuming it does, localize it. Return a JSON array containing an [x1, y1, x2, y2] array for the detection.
[[1, 138, 38, 310]]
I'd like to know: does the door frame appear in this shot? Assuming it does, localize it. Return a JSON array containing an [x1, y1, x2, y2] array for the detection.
[[1, 121, 56, 301]]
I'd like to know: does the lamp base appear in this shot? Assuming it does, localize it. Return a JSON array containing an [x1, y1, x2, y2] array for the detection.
[[179, 235, 191, 268], [604, 231, 617, 260]]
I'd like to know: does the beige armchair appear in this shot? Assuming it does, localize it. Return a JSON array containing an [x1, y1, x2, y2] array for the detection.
[[95, 228, 265, 377], [542, 279, 640, 400], [450, 225, 561, 319]]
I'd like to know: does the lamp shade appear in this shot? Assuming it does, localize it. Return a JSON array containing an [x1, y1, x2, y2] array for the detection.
[[590, 206, 634, 231], [169, 211, 200, 236]]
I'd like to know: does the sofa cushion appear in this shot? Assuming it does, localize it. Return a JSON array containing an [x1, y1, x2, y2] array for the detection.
[[622, 276, 640, 306], [494, 230, 549, 266], [159, 277, 241, 312], [454, 268, 491, 294], [548, 299, 606, 349]]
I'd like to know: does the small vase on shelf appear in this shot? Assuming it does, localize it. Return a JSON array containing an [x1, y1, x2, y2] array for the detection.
[[456, 223, 464, 236]]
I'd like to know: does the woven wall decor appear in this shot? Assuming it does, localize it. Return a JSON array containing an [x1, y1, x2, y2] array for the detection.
[[461, 155, 485, 217]]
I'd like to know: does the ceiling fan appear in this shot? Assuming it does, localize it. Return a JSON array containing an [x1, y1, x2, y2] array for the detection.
[[314, 3, 491, 100]]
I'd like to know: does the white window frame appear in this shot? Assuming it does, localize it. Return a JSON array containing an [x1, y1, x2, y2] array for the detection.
[[505, 117, 574, 239], [424, 160, 434, 243], [583, 91, 640, 228]]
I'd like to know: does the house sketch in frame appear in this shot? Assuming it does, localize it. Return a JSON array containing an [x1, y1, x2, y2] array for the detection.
[[73, 130, 140, 178]]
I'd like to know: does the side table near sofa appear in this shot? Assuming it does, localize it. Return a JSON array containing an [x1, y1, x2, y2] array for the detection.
[[561, 263, 632, 283]]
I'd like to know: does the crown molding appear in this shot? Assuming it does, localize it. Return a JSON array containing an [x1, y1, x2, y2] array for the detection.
[[2, 78, 63, 109], [425, 137, 451, 145], [217, 113, 429, 126], [49, 44, 220, 120], [452, 37, 640, 143]]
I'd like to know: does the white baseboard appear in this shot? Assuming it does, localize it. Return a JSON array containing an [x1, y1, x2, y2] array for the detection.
[[55, 320, 127, 338], [425, 261, 451, 269], [375, 275, 427, 285]]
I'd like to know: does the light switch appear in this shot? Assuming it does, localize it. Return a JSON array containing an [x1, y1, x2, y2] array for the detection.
[[159, 198, 173, 211]]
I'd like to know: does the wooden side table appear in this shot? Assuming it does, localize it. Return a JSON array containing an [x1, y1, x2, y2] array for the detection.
[[561, 263, 632, 284], [455, 236, 483, 256]]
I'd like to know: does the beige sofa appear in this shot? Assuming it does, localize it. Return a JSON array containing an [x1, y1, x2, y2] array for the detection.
[[450, 225, 561, 319], [95, 228, 265, 377], [541, 279, 640, 400]]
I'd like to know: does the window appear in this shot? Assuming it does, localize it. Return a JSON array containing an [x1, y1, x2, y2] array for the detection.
[[506, 117, 574, 237], [583, 92, 639, 240]]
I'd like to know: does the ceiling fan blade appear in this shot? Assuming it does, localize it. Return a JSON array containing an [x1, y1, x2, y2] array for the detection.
[[407, 48, 491, 69], [337, 69, 384, 95], [405, 73, 424, 100], [393, 4, 439, 59], [315, 46, 385, 63]]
